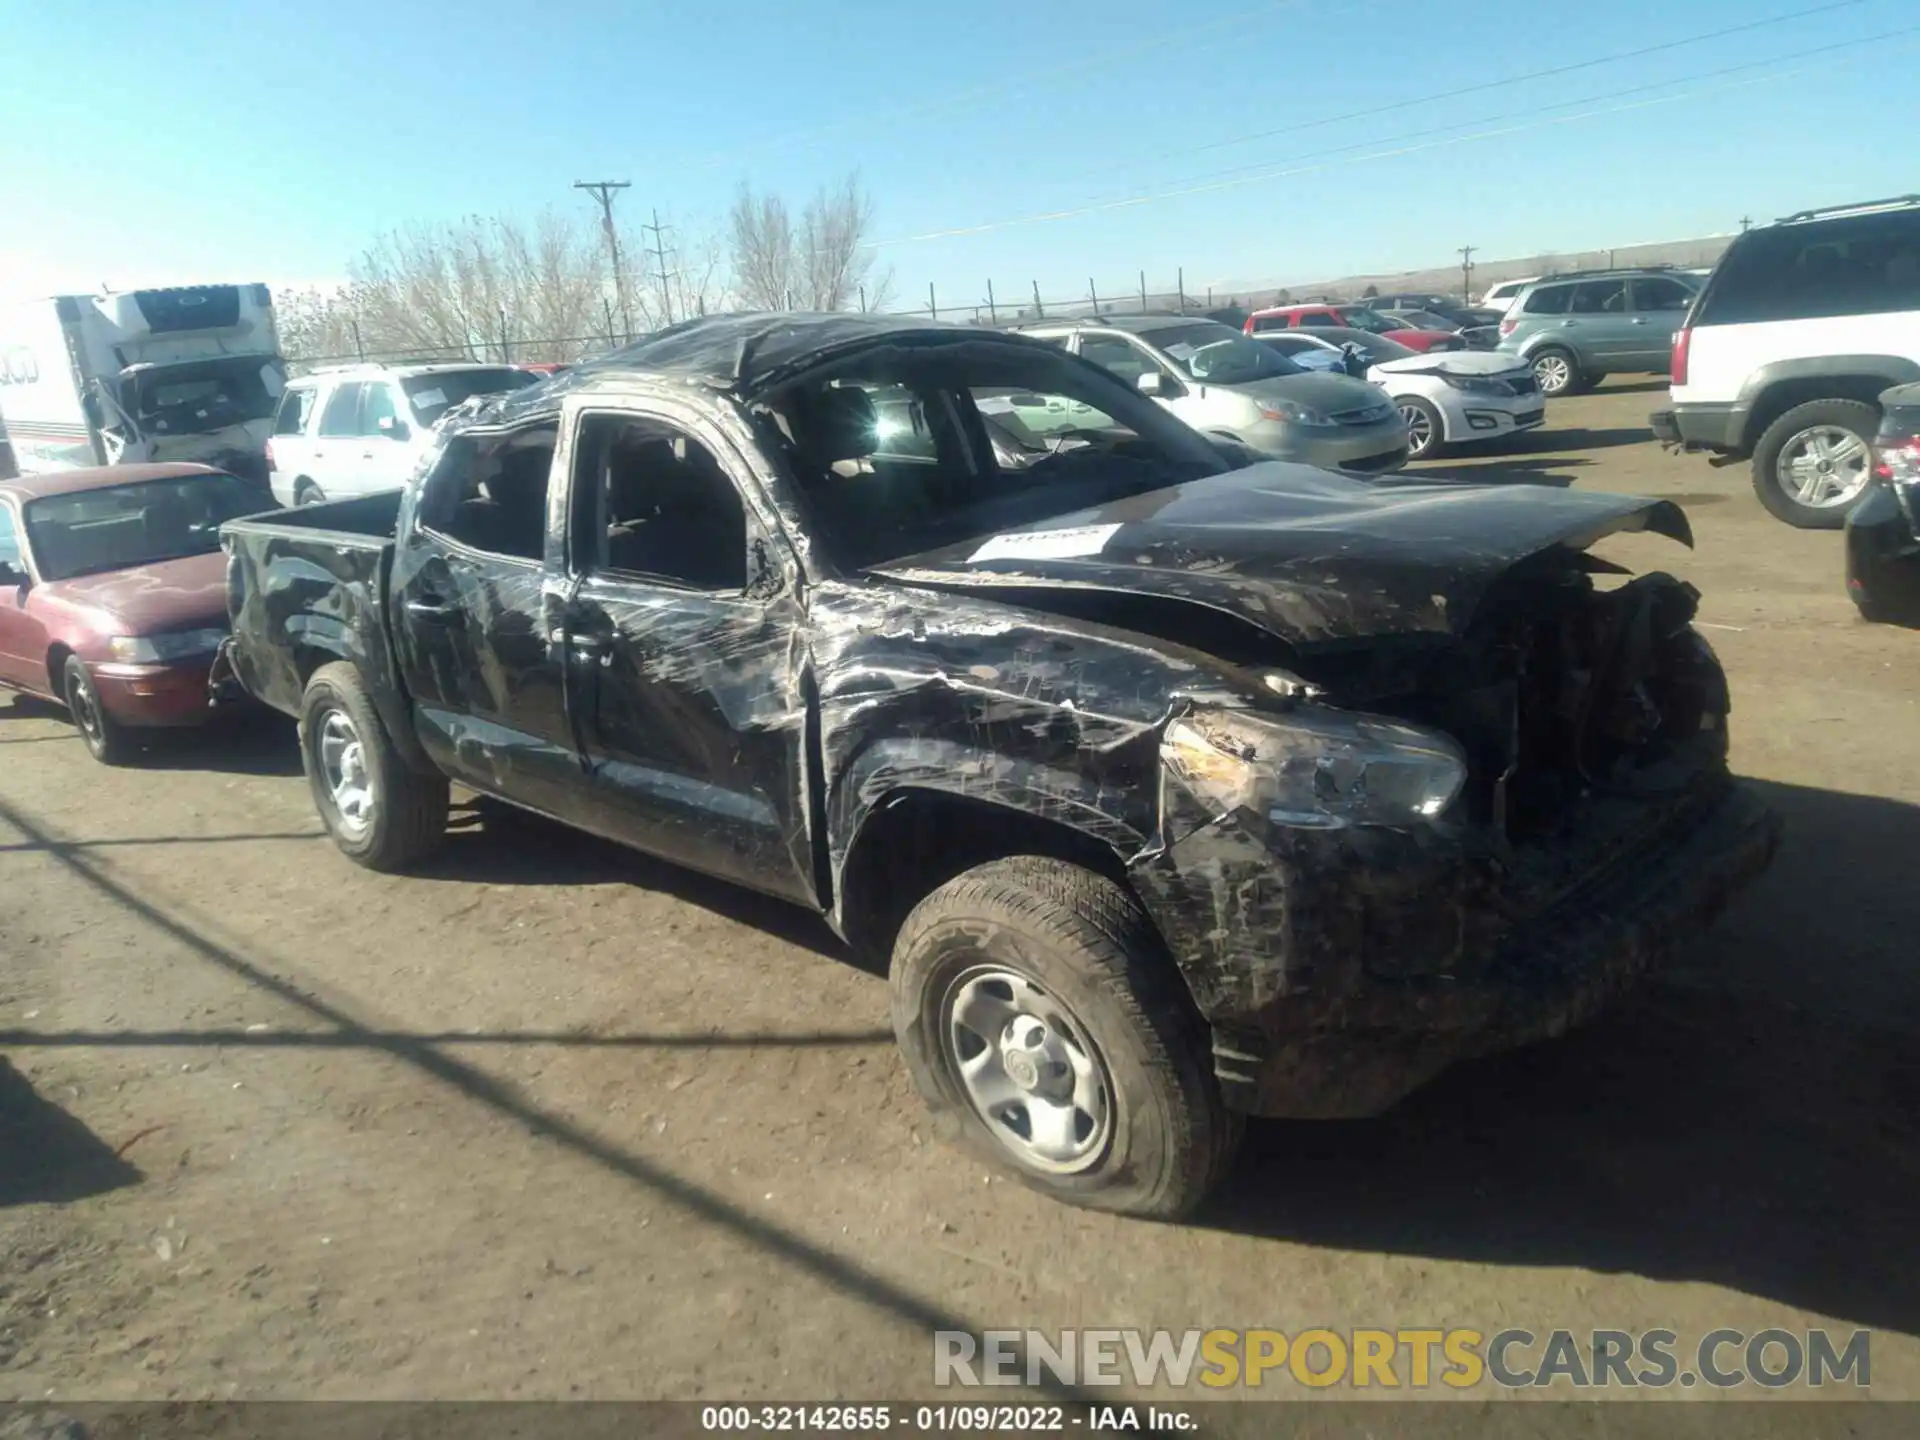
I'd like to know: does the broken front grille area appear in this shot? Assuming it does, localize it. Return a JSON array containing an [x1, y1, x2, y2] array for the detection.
[[1378, 568, 1730, 844]]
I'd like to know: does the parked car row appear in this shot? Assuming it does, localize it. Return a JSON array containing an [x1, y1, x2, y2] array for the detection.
[[1, 312, 1782, 1221]]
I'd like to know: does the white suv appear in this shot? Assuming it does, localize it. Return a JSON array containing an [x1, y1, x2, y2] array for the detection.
[[266, 362, 539, 507], [1651, 196, 1920, 528]]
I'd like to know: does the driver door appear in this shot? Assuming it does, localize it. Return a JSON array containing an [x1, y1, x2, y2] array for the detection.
[[556, 400, 818, 904]]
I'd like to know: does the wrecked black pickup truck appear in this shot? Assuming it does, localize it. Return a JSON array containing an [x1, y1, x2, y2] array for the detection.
[[220, 313, 1780, 1218]]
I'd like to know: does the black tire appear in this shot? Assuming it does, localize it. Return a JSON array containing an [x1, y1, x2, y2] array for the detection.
[[1750, 398, 1879, 530], [299, 662, 447, 871], [1396, 395, 1446, 460], [889, 855, 1241, 1219], [1529, 347, 1587, 398], [63, 656, 133, 765]]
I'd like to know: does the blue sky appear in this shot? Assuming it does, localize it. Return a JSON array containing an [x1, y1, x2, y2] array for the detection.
[[2, 0, 1915, 307]]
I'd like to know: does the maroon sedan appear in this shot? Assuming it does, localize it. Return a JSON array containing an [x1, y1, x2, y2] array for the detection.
[[0, 463, 262, 763]]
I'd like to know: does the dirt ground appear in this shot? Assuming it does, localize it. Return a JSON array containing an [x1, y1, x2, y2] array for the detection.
[[3, 379, 1918, 1407]]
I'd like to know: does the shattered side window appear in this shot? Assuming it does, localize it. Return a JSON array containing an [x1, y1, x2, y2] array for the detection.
[[569, 413, 747, 592], [416, 423, 558, 563]]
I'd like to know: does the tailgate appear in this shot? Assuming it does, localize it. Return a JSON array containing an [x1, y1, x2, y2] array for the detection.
[[221, 494, 402, 719]]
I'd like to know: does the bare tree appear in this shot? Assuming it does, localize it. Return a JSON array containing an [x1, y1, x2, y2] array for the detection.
[[729, 173, 891, 312], [279, 209, 631, 366], [729, 187, 798, 310]]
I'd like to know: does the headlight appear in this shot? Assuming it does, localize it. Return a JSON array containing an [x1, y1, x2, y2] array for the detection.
[[108, 628, 227, 664], [1439, 373, 1502, 394], [1163, 706, 1467, 830], [1259, 400, 1333, 426]]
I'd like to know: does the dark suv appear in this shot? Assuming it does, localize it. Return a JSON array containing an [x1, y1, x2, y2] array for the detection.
[[1495, 269, 1700, 396]]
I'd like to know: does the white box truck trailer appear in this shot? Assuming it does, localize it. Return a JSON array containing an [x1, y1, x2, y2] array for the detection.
[[0, 284, 285, 489]]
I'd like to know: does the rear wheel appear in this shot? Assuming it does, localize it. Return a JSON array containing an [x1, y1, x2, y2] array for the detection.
[[890, 856, 1240, 1219], [1751, 399, 1878, 529], [299, 662, 447, 870], [1530, 347, 1585, 397], [63, 656, 131, 765], [1397, 396, 1445, 460], [294, 479, 324, 506]]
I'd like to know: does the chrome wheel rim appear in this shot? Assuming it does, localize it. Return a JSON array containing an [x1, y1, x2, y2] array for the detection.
[[1399, 402, 1435, 456], [1777, 425, 1871, 509], [316, 709, 374, 837], [943, 968, 1111, 1174], [68, 670, 103, 746], [1533, 354, 1572, 395]]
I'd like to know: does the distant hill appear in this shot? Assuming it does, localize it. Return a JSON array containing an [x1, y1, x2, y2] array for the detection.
[[1209, 233, 1739, 309]]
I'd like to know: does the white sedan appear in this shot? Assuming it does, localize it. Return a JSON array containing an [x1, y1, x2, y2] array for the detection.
[[1255, 330, 1546, 461]]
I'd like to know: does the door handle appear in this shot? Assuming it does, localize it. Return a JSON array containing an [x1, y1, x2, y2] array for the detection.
[[1560, 320, 1578, 327], [406, 597, 457, 621], [1630, 317, 1648, 325], [361, 449, 377, 459]]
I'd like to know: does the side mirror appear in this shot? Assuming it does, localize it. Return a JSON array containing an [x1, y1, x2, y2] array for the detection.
[[378, 416, 412, 441], [1135, 372, 1165, 396], [0, 560, 27, 588]]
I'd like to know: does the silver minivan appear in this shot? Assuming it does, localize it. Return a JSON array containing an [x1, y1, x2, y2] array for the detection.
[[1015, 316, 1409, 471]]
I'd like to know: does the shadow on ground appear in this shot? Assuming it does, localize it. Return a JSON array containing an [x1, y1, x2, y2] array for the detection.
[[1407, 456, 1584, 486], [138, 713, 303, 777], [1206, 779, 1920, 1336], [419, 799, 858, 968], [0, 1056, 141, 1208], [1595, 377, 1672, 395], [1499, 426, 1654, 455]]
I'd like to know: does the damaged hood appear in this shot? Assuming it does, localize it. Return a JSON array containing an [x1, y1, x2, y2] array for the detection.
[[1368, 350, 1529, 379], [872, 462, 1691, 648]]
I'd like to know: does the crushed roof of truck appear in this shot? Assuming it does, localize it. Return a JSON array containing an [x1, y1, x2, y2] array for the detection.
[[470, 311, 1067, 428]]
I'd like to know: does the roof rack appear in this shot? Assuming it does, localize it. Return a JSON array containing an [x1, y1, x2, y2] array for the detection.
[[1538, 263, 1680, 280], [1776, 194, 1920, 224]]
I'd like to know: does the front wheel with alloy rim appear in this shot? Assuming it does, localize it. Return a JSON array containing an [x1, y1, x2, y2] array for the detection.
[[1529, 348, 1583, 398], [299, 662, 449, 870], [889, 855, 1241, 1218], [63, 656, 132, 765], [1750, 398, 1879, 529], [1397, 396, 1445, 460]]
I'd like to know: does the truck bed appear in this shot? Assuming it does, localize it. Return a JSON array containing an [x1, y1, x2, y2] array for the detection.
[[221, 491, 407, 726]]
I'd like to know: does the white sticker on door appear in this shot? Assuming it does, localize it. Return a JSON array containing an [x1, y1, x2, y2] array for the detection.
[[969, 523, 1122, 563]]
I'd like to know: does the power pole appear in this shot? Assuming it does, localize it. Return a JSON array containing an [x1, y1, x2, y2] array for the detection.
[[1457, 245, 1477, 303], [642, 208, 677, 326], [574, 180, 633, 343], [1740, 215, 1753, 232]]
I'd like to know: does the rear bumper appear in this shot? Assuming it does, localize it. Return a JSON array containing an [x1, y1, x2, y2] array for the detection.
[[1845, 483, 1920, 617], [1133, 778, 1781, 1119], [1650, 401, 1748, 453]]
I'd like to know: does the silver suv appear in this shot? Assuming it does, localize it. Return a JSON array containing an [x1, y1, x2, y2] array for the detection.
[[1011, 315, 1408, 471], [1495, 269, 1699, 397]]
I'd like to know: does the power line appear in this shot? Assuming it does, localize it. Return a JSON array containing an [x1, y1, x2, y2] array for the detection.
[[871, 26, 1918, 248], [1151, 0, 1867, 167], [574, 180, 633, 343], [681, 0, 1334, 170]]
